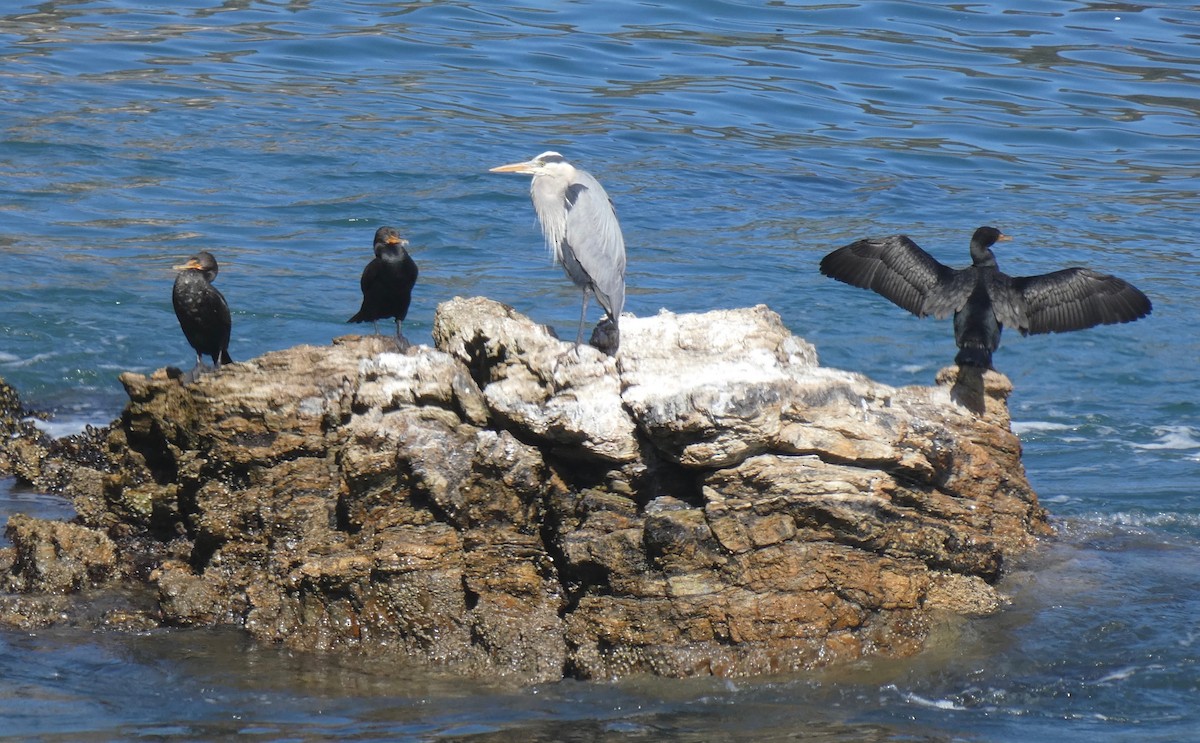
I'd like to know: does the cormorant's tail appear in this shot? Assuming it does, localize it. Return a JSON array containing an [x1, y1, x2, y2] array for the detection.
[[219, 350, 233, 366], [954, 346, 992, 369], [347, 312, 365, 324]]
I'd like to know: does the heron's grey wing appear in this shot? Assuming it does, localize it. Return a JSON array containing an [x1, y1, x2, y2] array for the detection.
[[562, 172, 626, 319], [819, 235, 970, 319], [1007, 268, 1152, 335]]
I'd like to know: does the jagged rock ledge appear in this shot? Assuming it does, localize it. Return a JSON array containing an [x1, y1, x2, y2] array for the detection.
[[0, 297, 1049, 683]]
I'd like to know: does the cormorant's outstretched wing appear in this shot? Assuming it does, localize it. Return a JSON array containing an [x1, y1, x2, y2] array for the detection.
[[819, 235, 973, 319], [1007, 268, 1152, 335]]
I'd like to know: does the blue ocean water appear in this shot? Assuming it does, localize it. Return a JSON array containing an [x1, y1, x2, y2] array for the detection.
[[2, 1, 1198, 739]]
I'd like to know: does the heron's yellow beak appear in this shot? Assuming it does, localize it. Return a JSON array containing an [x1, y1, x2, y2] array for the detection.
[[489, 161, 535, 174]]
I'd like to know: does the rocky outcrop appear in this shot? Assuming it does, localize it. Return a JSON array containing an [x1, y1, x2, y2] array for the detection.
[[0, 297, 1049, 682], [0, 379, 51, 486]]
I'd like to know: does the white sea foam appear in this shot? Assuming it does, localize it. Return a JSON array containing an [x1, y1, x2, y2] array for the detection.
[[1011, 420, 1072, 435], [1131, 426, 1200, 452], [27, 416, 101, 439], [1093, 666, 1138, 684], [901, 692, 966, 711], [1085, 511, 1200, 530], [0, 352, 55, 368]]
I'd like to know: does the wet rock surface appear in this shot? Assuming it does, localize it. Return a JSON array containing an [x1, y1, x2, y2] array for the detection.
[[0, 297, 1049, 682]]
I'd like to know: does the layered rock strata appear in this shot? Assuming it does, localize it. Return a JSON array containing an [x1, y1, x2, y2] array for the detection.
[[0, 298, 1049, 682]]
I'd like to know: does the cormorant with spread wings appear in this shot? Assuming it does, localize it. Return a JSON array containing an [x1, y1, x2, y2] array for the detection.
[[819, 226, 1151, 369]]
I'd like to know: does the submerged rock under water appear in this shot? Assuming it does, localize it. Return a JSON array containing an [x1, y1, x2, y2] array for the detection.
[[0, 297, 1049, 683]]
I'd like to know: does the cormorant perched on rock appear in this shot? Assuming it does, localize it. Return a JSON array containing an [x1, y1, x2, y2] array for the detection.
[[172, 251, 233, 377], [348, 226, 419, 348], [819, 226, 1151, 369]]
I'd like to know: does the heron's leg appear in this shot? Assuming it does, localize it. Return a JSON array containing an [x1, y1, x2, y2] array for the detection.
[[575, 289, 590, 347]]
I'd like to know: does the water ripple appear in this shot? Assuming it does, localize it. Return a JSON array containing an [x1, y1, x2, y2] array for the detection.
[[2, 2, 1200, 738]]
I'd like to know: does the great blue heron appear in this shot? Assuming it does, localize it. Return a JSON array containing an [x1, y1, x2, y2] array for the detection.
[[348, 225, 419, 349], [172, 251, 233, 376], [490, 151, 626, 353], [819, 226, 1151, 369]]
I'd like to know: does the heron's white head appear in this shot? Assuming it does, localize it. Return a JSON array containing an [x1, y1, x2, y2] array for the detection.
[[489, 151, 577, 179]]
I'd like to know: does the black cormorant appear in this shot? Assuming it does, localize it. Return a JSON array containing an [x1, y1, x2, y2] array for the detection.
[[819, 226, 1151, 369], [348, 226, 419, 347], [172, 251, 233, 376]]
